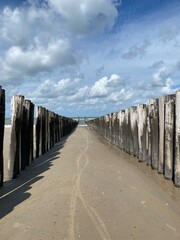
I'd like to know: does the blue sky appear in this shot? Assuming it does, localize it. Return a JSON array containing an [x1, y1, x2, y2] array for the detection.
[[0, 0, 180, 117]]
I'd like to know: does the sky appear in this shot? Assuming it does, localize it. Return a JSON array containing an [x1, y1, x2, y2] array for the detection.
[[0, 0, 180, 117]]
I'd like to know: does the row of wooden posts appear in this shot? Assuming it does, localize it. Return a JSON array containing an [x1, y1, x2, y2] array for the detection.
[[0, 90, 78, 187], [87, 90, 180, 187]]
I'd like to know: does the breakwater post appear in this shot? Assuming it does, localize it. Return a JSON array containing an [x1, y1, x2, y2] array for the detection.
[[8, 96, 34, 179], [164, 95, 175, 180], [8, 96, 24, 179], [87, 90, 180, 187], [137, 104, 147, 162], [21, 100, 34, 170], [175, 90, 180, 187], [35, 107, 78, 158], [0, 86, 5, 187], [7, 95, 78, 181]]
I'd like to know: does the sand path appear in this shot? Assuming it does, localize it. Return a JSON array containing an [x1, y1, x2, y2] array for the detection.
[[0, 126, 180, 240]]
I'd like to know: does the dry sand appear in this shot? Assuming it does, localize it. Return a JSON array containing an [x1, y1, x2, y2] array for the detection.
[[0, 126, 180, 240]]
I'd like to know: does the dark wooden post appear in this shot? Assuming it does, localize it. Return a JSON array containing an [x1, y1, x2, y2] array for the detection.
[[9, 95, 24, 179], [0, 87, 5, 187], [29, 101, 34, 163], [36, 106, 41, 158], [21, 100, 28, 170], [41, 107, 46, 155]]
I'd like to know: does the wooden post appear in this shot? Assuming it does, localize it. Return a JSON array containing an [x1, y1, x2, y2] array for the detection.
[[21, 100, 28, 170], [174, 90, 180, 187], [48, 110, 51, 150], [158, 96, 166, 173], [111, 113, 116, 145], [130, 106, 139, 157], [137, 104, 147, 161], [164, 97, 175, 180], [107, 114, 111, 142], [36, 106, 41, 158], [21, 100, 34, 169], [0, 87, 5, 187], [127, 108, 133, 155], [115, 112, 119, 146], [148, 99, 159, 170], [121, 110, 126, 151], [158, 95, 175, 174], [41, 107, 46, 155], [9, 95, 24, 179], [117, 111, 122, 149], [124, 109, 129, 153], [29, 101, 34, 163]]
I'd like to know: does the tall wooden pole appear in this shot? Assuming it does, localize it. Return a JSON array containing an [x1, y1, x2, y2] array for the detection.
[[175, 90, 180, 187], [9, 95, 24, 179], [0, 87, 5, 187]]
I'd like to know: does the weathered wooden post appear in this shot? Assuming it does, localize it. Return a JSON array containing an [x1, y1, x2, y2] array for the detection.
[[29, 101, 34, 163], [21, 100, 28, 170], [0, 86, 5, 187], [121, 110, 126, 151], [137, 104, 147, 161], [174, 90, 180, 187], [148, 99, 159, 169], [158, 95, 166, 173], [117, 111, 122, 149], [8, 95, 24, 179], [146, 104, 151, 166], [124, 109, 129, 153], [36, 106, 41, 158], [45, 109, 49, 152], [158, 95, 175, 174], [109, 114, 112, 143], [21, 100, 34, 169], [111, 112, 116, 145], [41, 107, 46, 155], [107, 114, 111, 142], [130, 106, 139, 157], [164, 97, 175, 180], [115, 112, 119, 147], [127, 108, 133, 155], [104, 115, 108, 141], [48, 110, 51, 150]]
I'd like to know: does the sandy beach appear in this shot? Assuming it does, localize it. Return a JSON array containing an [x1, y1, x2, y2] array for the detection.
[[1, 126, 180, 240]]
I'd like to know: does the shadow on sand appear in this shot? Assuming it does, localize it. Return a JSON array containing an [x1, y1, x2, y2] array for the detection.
[[0, 131, 74, 219]]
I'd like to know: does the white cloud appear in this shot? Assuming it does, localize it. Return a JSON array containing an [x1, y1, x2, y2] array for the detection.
[[90, 74, 126, 97], [152, 66, 174, 86], [31, 77, 82, 100], [29, 74, 131, 113], [0, 39, 78, 85], [0, 7, 28, 45], [47, 0, 118, 35]]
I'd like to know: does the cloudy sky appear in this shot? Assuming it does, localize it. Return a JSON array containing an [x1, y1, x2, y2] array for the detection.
[[0, 0, 180, 117]]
